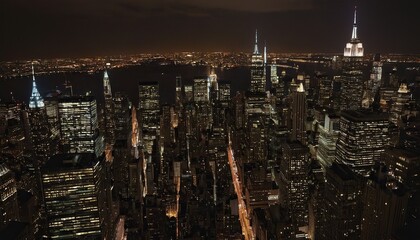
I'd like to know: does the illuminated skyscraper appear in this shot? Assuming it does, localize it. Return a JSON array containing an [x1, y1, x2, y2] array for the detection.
[[340, 68, 364, 111], [250, 30, 265, 93], [370, 54, 383, 98], [0, 164, 18, 228], [361, 164, 408, 240], [280, 142, 309, 237], [41, 153, 107, 239], [138, 81, 160, 154], [290, 83, 307, 145], [29, 64, 44, 109], [175, 76, 183, 105], [384, 147, 420, 230], [340, 6, 365, 111], [103, 65, 116, 145], [184, 84, 193, 102], [113, 92, 131, 142], [390, 83, 411, 127], [323, 163, 363, 239], [218, 80, 231, 106], [193, 77, 210, 103], [317, 113, 340, 168], [246, 115, 267, 163], [335, 110, 390, 175], [233, 92, 245, 129], [28, 64, 53, 162], [343, 6, 364, 57], [193, 77, 212, 131], [58, 96, 104, 157], [317, 73, 333, 108]]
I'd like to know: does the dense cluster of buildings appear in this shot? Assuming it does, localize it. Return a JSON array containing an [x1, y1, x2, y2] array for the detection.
[[0, 6, 419, 240]]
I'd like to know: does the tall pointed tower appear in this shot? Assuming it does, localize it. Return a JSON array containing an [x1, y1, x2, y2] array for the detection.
[[28, 64, 53, 180], [340, 6, 365, 111], [253, 29, 259, 55], [103, 63, 116, 146], [343, 6, 364, 57], [250, 29, 265, 93], [29, 64, 45, 109]]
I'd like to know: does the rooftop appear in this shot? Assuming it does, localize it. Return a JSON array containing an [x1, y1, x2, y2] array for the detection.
[[42, 153, 102, 173], [329, 162, 358, 181], [57, 95, 96, 103], [341, 110, 389, 122]]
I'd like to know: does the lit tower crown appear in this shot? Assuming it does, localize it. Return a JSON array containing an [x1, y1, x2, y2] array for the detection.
[[343, 6, 364, 57], [254, 29, 259, 54], [29, 64, 45, 108], [297, 83, 305, 93], [351, 7, 358, 40]]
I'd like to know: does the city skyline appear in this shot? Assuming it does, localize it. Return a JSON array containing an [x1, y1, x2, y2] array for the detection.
[[0, 2, 419, 240], [1, 0, 419, 60]]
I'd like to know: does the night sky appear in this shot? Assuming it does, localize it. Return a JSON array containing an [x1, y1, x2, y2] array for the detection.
[[1, 0, 419, 60]]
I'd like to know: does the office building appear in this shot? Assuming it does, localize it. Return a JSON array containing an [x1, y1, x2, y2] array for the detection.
[[138, 81, 160, 154], [218, 80, 231, 107], [383, 147, 420, 228], [390, 83, 411, 127], [175, 76, 183, 105], [113, 92, 131, 142], [361, 164, 408, 240], [58, 96, 104, 156], [193, 77, 210, 103], [370, 54, 382, 98], [335, 110, 389, 175], [340, 68, 364, 111], [0, 164, 18, 228], [193, 77, 212, 130], [317, 114, 340, 168], [324, 163, 363, 239], [280, 142, 310, 236], [317, 73, 333, 108], [290, 83, 307, 145], [41, 153, 107, 239]]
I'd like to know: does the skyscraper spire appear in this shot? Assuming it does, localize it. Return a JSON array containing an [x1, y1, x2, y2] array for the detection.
[[29, 63, 45, 108], [264, 41, 267, 65], [343, 6, 364, 57], [351, 6, 358, 40], [253, 29, 259, 54]]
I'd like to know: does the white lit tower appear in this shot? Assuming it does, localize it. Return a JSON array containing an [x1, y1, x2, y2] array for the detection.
[[340, 6, 365, 111], [343, 6, 364, 57], [29, 64, 45, 109], [250, 30, 265, 93]]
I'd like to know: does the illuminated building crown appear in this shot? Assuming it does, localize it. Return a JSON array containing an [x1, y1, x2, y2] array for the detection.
[[29, 64, 45, 108]]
